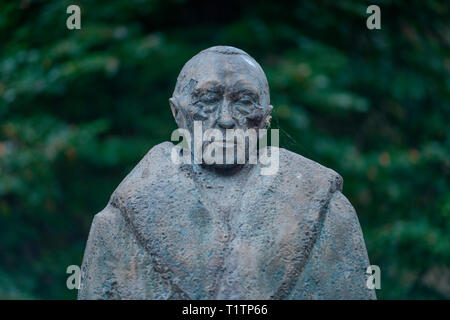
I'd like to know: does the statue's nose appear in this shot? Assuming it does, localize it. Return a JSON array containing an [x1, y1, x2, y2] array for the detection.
[[217, 104, 235, 129], [217, 118, 235, 129]]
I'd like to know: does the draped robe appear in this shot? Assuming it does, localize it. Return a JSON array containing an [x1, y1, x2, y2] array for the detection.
[[78, 142, 376, 300]]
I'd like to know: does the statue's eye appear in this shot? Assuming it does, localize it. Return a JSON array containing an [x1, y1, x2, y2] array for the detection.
[[238, 97, 253, 105], [236, 94, 255, 106], [199, 94, 220, 104], [234, 96, 256, 115], [238, 97, 253, 106]]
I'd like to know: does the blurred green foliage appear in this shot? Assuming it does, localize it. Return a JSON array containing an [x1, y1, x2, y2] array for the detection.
[[0, 0, 449, 299]]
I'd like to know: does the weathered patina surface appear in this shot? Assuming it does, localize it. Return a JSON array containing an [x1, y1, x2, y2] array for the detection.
[[78, 46, 375, 300]]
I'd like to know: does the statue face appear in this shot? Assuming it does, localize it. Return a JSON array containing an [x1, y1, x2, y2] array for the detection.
[[170, 50, 273, 170]]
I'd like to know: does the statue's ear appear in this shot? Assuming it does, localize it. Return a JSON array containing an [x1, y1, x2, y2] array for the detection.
[[169, 97, 181, 125], [264, 104, 274, 127]]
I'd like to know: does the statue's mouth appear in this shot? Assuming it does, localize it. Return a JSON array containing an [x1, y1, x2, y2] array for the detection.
[[210, 140, 236, 149]]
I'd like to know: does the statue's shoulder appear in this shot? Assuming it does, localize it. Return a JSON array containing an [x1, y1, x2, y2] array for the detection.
[[277, 147, 343, 194], [109, 141, 176, 208], [125, 141, 174, 178]]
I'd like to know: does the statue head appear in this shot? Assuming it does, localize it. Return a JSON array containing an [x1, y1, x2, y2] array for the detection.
[[169, 46, 273, 170]]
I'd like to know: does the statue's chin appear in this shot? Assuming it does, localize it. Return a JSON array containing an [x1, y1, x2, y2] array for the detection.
[[200, 161, 246, 175], [206, 162, 240, 170], [191, 143, 251, 173]]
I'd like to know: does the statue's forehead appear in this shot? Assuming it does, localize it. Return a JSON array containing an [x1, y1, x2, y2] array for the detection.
[[186, 54, 264, 91]]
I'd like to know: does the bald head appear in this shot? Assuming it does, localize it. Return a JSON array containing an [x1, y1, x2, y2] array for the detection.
[[173, 46, 270, 106], [169, 45, 273, 140], [169, 46, 274, 170]]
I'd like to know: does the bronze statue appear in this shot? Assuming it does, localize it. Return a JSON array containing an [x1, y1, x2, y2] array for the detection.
[[78, 46, 375, 300]]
